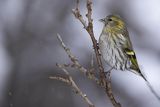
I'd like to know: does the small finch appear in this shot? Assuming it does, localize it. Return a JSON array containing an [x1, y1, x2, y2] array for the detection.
[[98, 14, 146, 81]]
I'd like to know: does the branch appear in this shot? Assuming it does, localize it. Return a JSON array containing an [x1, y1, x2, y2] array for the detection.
[[72, 0, 87, 29], [57, 34, 100, 85], [72, 0, 121, 107], [90, 52, 94, 68], [50, 64, 95, 107], [49, 76, 70, 84], [72, 0, 106, 83], [86, 0, 93, 24]]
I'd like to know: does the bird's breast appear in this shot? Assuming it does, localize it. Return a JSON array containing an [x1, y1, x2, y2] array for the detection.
[[99, 33, 129, 70]]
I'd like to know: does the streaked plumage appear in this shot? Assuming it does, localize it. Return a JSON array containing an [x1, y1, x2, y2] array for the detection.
[[99, 15, 146, 81]]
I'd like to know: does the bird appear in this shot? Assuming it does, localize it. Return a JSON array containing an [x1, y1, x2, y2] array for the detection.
[[98, 14, 147, 81]]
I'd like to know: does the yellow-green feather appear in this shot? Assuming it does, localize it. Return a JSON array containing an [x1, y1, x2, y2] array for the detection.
[[105, 16, 125, 33], [125, 50, 139, 70]]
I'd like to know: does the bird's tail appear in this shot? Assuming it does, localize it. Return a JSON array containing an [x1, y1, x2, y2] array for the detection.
[[130, 67, 147, 81], [137, 69, 147, 81], [134, 69, 160, 101]]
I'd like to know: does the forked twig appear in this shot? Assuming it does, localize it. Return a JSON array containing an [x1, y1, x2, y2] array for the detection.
[[53, 0, 160, 107], [57, 34, 100, 84], [72, 0, 121, 107], [72, 0, 87, 28], [49, 64, 95, 107]]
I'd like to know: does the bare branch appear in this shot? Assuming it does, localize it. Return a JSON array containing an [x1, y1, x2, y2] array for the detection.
[[86, 0, 93, 24], [103, 70, 121, 107], [52, 64, 95, 107], [57, 34, 99, 84], [72, 0, 105, 84], [49, 76, 70, 84], [90, 52, 94, 68], [72, 0, 121, 107], [72, 0, 87, 28]]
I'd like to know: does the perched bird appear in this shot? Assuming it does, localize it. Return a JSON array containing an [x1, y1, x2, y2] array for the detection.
[[98, 14, 146, 81], [98, 14, 160, 100]]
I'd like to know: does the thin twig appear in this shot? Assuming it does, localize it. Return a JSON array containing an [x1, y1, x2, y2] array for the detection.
[[88, 52, 95, 75], [57, 34, 99, 84], [90, 52, 94, 68], [72, 0, 121, 107], [85, 0, 105, 85], [72, 0, 105, 84], [57, 34, 85, 73], [50, 64, 95, 107], [72, 0, 87, 29], [49, 76, 70, 84], [86, 0, 93, 24]]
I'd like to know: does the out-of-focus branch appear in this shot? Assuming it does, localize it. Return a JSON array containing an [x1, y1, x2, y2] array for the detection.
[[49, 76, 70, 84], [72, 0, 121, 107], [57, 34, 99, 84], [49, 64, 95, 107], [72, 0, 87, 29]]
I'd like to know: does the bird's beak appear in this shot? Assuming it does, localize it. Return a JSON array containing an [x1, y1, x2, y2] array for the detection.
[[99, 18, 105, 22]]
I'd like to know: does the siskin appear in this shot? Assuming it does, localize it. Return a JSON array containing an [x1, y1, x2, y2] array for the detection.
[[98, 14, 146, 81]]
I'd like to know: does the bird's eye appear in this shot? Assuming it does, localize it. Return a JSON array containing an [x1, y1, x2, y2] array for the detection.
[[108, 18, 112, 21]]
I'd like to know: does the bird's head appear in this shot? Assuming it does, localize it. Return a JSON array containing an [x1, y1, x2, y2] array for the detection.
[[99, 14, 126, 33]]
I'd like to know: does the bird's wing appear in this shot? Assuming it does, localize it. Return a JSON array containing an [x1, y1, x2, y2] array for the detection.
[[124, 48, 139, 71], [122, 30, 140, 71]]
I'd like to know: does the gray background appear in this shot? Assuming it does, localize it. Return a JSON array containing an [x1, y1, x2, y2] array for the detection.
[[0, 0, 160, 107]]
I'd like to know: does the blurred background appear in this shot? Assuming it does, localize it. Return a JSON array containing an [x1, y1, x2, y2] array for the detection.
[[1, 0, 160, 107]]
